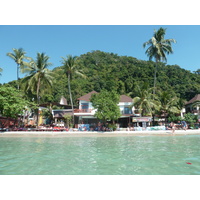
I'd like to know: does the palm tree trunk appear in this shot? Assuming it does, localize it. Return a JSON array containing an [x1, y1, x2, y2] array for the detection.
[[36, 77, 41, 128], [152, 61, 158, 126], [17, 64, 20, 90], [153, 62, 157, 96], [68, 74, 74, 127]]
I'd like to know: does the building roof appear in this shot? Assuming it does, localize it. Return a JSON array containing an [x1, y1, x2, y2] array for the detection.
[[60, 96, 67, 105], [77, 91, 98, 101], [77, 91, 132, 103], [185, 94, 200, 105], [52, 110, 73, 118], [39, 96, 74, 109], [119, 95, 132, 102]]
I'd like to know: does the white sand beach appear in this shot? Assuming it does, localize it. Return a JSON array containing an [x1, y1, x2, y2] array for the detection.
[[0, 129, 200, 137]]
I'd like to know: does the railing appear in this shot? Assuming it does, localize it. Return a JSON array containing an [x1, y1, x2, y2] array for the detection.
[[74, 109, 93, 113]]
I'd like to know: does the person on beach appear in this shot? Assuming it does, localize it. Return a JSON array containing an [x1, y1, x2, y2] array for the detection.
[[181, 121, 187, 131], [170, 122, 175, 134]]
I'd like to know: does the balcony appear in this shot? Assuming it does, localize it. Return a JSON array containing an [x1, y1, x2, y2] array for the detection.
[[74, 109, 93, 113]]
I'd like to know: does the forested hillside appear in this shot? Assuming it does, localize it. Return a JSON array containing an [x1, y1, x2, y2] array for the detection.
[[4, 50, 200, 106]]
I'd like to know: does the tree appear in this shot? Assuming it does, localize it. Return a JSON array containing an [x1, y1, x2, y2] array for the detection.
[[194, 69, 200, 75], [0, 67, 2, 76], [21, 52, 54, 127], [183, 113, 198, 128], [157, 90, 180, 123], [6, 48, 30, 90], [63, 114, 72, 128], [61, 55, 86, 126], [41, 104, 54, 125], [130, 82, 160, 117], [90, 90, 121, 124], [0, 85, 34, 128], [143, 27, 176, 95]]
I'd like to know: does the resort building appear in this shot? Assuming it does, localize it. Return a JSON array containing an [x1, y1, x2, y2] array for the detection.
[[74, 91, 152, 129], [185, 94, 200, 121], [33, 96, 73, 126]]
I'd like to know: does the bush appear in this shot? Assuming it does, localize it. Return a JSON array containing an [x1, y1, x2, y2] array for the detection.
[[168, 115, 182, 123], [108, 124, 117, 131]]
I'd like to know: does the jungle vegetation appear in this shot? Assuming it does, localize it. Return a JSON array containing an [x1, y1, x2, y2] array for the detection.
[[2, 50, 200, 106], [1, 49, 200, 125]]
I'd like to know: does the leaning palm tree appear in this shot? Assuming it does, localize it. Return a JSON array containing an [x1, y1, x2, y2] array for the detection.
[[6, 48, 30, 90], [143, 27, 176, 95], [61, 55, 86, 126], [22, 52, 54, 127]]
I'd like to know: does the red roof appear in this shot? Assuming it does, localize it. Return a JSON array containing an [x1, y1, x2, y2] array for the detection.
[[186, 94, 200, 105], [119, 95, 132, 102], [77, 91, 132, 102], [77, 91, 98, 101]]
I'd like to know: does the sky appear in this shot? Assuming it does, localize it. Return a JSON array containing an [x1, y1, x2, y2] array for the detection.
[[0, 25, 200, 84]]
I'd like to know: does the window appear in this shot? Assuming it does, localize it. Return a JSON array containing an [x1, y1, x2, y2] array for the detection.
[[81, 103, 89, 111], [124, 107, 132, 114]]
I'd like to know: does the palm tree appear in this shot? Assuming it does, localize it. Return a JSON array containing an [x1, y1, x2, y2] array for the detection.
[[61, 55, 86, 126], [157, 90, 180, 123], [176, 98, 187, 118], [22, 52, 54, 127], [143, 27, 176, 95], [130, 82, 160, 117], [6, 48, 30, 90], [0, 68, 2, 76]]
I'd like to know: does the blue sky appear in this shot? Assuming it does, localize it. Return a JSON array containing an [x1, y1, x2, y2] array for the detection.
[[0, 25, 200, 84]]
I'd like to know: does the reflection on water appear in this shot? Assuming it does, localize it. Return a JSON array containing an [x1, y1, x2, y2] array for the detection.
[[0, 135, 200, 175]]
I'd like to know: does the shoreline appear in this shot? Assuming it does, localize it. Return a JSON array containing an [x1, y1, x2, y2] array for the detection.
[[0, 129, 200, 137]]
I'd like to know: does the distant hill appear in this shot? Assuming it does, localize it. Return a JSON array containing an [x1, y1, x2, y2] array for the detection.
[[5, 50, 200, 105]]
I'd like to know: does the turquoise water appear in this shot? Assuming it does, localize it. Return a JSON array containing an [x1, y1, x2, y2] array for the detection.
[[0, 135, 200, 175]]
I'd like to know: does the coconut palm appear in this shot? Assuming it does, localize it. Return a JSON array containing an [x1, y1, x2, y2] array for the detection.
[[6, 48, 30, 90], [61, 55, 86, 125], [157, 90, 180, 123], [130, 82, 160, 117], [22, 52, 54, 127], [143, 27, 176, 95]]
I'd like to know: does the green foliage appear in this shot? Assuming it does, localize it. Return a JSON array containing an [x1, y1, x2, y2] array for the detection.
[[143, 27, 176, 96], [6, 48, 30, 89], [63, 114, 72, 128], [143, 27, 176, 62], [168, 115, 182, 123], [3, 50, 200, 111], [130, 82, 160, 116], [21, 52, 54, 103], [61, 55, 86, 125], [157, 90, 180, 116], [108, 123, 117, 131], [183, 113, 198, 126], [0, 85, 34, 119], [90, 89, 121, 123]]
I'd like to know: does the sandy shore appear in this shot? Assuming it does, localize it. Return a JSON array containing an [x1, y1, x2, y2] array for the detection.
[[0, 129, 200, 137]]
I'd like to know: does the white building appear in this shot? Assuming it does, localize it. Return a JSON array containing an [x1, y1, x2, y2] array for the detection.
[[74, 91, 151, 128]]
